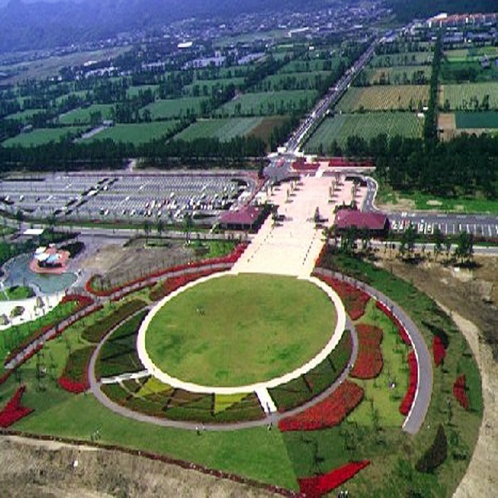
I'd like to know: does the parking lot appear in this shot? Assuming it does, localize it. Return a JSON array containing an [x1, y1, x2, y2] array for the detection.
[[388, 212, 498, 239], [0, 172, 257, 226]]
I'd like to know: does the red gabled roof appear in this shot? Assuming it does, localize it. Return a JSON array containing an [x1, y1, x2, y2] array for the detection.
[[335, 210, 388, 231], [219, 206, 262, 226]]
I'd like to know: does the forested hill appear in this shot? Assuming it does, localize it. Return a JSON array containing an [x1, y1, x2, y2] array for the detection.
[[0, 0, 327, 54], [386, 0, 497, 22]]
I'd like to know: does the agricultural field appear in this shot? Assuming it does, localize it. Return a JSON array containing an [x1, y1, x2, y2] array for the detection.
[[362, 65, 431, 86], [440, 59, 498, 83], [256, 71, 332, 92], [337, 85, 429, 113], [279, 58, 337, 73], [440, 83, 498, 111], [216, 90, 317, 117], [4, 108, 46, 123], [444, 47, 498, 62], [84, 121, 182, 145], [305, 112, 423, 152], [126, 85, 159, 98], [141, 97, 210, 120], [173, 117, 265, 142], [57, 104, 115, 125], [2, 126, 85, 147], [182, 77, 245, 97], [455, 111, 498, 129], [369, 51, 432, 68]]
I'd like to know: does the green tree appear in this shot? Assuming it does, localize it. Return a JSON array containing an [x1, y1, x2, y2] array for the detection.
[[454, 231, 474, 265]]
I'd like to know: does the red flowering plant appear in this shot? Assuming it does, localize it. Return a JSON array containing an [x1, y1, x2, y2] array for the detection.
[[0, 385, 34, 428], [298, 460, 371, 498], [350, 324, 383, 379], [400, 350, 418, 416], [432, 336, 446, 367], [278, 380, 364, 432], [453, 374, 469, 410]]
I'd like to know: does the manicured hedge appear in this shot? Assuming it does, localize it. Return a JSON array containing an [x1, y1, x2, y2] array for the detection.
[[278, 380, 364, 431], [270, 330, 352, 411], [58, 346, 94, 394], [82, 299, 147, 344], [453, 374, 469, 410]]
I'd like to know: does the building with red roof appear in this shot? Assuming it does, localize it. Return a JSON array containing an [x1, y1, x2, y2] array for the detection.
[[334, 209, 389, 237], [218, 205, 268, 231]]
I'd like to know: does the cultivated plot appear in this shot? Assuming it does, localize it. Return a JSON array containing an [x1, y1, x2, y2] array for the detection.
[[2, 126, 85, 147], [141, 97, 210, 120], [58, 104, 114, 125], [440, 83, 498, 111]]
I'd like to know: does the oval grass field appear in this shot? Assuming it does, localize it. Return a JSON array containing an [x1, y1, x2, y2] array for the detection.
[[144, 274, 337, 387]]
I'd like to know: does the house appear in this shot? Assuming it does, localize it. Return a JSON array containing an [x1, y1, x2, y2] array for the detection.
[[218, 205, 268, 231], [334, 209, 389, 237]]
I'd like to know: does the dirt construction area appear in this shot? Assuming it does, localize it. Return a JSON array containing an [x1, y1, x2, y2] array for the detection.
[[1, 240, 498, 496]]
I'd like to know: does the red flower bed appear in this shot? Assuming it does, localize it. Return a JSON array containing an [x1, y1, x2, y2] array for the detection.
[[0, 385, 34, 428], [60, 294, 94, 308], [278, 380, 364, 431], [453, 374, 469, 410], [316, 274, 370, 320], [400, 350, 418, 416], [298, 460, 371, 497], [58, 377, 89, 394], [375, 300, 411, 345], [351, 324, 383, 379], [432, 336, 446, 367]]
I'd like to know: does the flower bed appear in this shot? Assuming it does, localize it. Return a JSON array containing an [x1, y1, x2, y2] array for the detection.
[[432, 336, 446, 367], [375, 300, 411, 346], [58, 346, 94, 394], [298, 460, 371, 497], [278, 380, 364, 432], [149, 267, 224, 302], [350, 324, 383, 379], [86, 243, 248, 297], [315, 274, 370, 320], [453, 374, 469, 410], [400, 350, 418, 416], [0, 385, 34, 428]]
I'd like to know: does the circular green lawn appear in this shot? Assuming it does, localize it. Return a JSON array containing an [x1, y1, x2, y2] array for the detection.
[[144, 274, 337, 387]]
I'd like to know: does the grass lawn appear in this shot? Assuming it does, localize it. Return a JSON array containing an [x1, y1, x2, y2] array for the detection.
[[348, 300, 407, 428], [145, 274, 337, 386]]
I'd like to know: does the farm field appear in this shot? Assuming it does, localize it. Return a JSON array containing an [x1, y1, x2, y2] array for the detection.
[[258, 71, 332, 91], [278, 58, 333, 73], [182, 77, 245, 97], [444, 47, 498, 62], [2, 126, 85, 147], [369, 51, 432, 68], [305, 112, 423, 152], [126, 85, 159, 98], [363, 65, 431, 85], [455, 112, 498, 129], [5, 108, 46, 123], [440, 83, 498, 110], [85, 121, 182, 145], [440, 60, 498, 83], [337, 85, 429, 112], [217, 89, 317, 117], [141, 97, 209, 120], [173, 117, 265, 142], [58, 104, 115, 125]]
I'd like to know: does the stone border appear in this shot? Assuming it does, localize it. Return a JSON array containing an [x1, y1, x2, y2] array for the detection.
[[137, 271, 346, 395]]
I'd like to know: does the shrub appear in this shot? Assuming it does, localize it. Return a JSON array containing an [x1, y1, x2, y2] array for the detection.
[[432, 336, 446, 367], [415, 424, 448, 473]]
